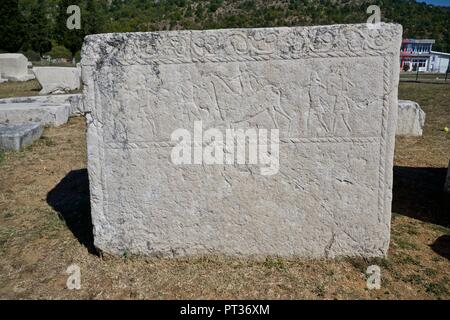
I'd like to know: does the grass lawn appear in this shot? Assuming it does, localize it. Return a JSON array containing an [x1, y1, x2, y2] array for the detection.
[[0, 80, 42, 99], [0, 79, 81, 99], [0, 82, 449, 299], [400, 73, 449, 83]]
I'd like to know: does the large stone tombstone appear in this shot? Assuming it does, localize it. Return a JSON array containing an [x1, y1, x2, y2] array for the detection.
[[81, 23, 402, 258]]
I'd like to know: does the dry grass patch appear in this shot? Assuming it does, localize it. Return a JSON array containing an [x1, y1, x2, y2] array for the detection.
[[0, 80, 41, 99]]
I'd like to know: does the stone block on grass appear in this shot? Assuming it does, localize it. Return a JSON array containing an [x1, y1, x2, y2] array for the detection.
[[33, 67, 81, 95], [0, 102, 70, 127], [0, 53, 34, 82], [0, 122, 43, 151]]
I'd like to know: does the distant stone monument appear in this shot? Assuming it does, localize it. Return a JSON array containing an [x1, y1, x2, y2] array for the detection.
[[33, 67, 81, 95], [0, 53, 34, 82], [81, 23, 402, 258], [0, 123, 43, 151], [397, 100, 426, 136], [0, 102, 70, 127], [0, 93, 83, 116]]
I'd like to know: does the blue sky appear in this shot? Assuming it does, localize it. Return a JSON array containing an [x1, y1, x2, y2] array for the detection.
[[417, 0, 450, 6]]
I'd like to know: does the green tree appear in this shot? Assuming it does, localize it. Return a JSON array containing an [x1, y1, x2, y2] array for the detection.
[[195, 3, 204, 21], [54, 0, 84, 62], [84, 0, 102, 35], [185, 3, 193, 17], [208, 0, 223, 13], [29, 0, 53, 57], [0, 0, 27, 52]]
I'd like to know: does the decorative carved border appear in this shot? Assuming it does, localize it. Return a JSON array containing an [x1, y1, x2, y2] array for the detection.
[[378, 54, 393, 226], [81, 24, 401, 67], [104, 136, 380, 150]]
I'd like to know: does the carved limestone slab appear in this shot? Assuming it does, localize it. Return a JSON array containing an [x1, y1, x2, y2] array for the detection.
[[81, 23, 402, 257]]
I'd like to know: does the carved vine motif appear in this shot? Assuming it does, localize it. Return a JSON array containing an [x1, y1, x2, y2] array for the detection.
[[82, 24, 400, 66]]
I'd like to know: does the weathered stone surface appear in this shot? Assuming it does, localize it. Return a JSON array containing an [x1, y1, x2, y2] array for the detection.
[[33, 67, 81, 95], [27, 62, 36, 80], [0, 73, 8, 83], [397, 100, 426, 136], [445, 160, 450, 193], [0, 53, 34, 82], [67, 94, 84, 115], [0, 122, 43, 151], [0, 93, 82, 115], [0, 102, 70, 127], [82, 23, 402, 258]]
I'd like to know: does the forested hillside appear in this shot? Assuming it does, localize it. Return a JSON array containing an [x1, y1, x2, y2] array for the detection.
[[2, 0, 449, 59]]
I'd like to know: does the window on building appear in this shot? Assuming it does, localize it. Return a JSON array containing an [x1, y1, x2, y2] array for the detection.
[[412, 59, 426, 68]]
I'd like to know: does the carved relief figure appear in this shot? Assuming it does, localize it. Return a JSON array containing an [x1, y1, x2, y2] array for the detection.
[[328, 65, 354, 135], [201, 65, 291, 128], [307, 71, 330, 135], [141, 70, 164, 140]]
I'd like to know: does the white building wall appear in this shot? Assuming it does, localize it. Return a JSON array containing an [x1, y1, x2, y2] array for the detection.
[[429, 52, 450, 73]]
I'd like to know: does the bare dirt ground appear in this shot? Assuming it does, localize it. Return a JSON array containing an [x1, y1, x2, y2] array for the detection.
[[0, 82, 449, 299]]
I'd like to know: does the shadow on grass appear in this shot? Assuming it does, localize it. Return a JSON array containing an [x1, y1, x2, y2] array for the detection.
[[430, 235, 450, 260], [47, 169, 99, 255], [393, 166, 450, 260], [393, 166, 450, 227], [45, 166, 449, 258]]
